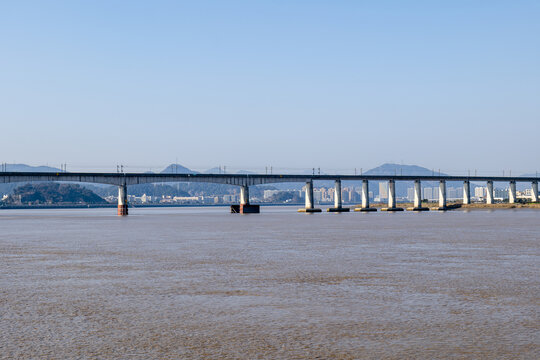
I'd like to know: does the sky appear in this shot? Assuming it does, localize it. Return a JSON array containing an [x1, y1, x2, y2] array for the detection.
[[1, 1, 539, 174]]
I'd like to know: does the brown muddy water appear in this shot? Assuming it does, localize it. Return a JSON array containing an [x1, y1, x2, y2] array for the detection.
[[1, 207, 539, 359]]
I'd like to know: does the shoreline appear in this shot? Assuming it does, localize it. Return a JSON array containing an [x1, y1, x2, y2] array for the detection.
[[1, 202, 539, 210], [353, 202, 540, 210], [0, 203, 306, 210]]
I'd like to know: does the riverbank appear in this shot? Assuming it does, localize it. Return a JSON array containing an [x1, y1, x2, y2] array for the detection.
[[2, 202, 539, 211], [0, 203, 307, 210], [460, 202, 540, 209], [353, 202, 540, 210]]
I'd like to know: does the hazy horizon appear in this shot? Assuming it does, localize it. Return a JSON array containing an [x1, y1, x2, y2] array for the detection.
[[1, 1, 539, 174]]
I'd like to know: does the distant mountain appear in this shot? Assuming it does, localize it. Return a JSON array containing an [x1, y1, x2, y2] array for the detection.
[[364, 163, 441, 176], [251, 164, 445, 192], [362, 163, 468, 198], [160, 163, 197, 174], [203, 167, 223, 174], [0, 164, 63, 195], [202, 167, 255, 174], [3, 163, 61, 172], [299, 168, 328, 175]]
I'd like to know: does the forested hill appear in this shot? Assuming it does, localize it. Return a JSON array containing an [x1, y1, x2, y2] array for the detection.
[[3, 183, 107, 205]]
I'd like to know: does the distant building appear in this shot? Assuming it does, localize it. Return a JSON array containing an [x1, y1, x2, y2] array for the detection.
[[475, 187, 486, 199], [349, 187, 360, 202], [314, 190, 323, 202], [423, 187, 434, 201], [173, 196, 201, 202], [222, 194, 238, 203], [379, 182, 388, 199], [494, 188, 508, 200], [447, 187, 462, 200], [407, 187, 414, 201], [326, 188, 334, 202], [518, 188, 538, 200], [342, 189, 349, 203]]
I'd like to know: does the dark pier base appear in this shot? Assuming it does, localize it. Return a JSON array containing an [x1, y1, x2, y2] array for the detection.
[[406, 207, 430, 211], [432, 204, 461, 211], [327, 207, 350, 212], [354, 207, 377, 212], [298, 208, 322, 213], [231, 204, 260, 214], [381, 207, 404, 212]]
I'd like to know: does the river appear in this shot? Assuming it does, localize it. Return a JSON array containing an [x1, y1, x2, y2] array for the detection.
[[1, 207, 538, 359]]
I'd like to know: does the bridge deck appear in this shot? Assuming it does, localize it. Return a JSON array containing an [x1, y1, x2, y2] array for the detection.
[[0, 172, 538, 186]]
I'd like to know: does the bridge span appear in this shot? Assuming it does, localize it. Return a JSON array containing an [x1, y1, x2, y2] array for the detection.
[[1, 172, 538, 215]]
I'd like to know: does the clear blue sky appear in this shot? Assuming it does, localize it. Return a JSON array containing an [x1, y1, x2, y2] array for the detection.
[[1, 1, 539, 174]]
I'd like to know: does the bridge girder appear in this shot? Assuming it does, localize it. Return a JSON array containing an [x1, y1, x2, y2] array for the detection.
[[1, 172, 539, 187]]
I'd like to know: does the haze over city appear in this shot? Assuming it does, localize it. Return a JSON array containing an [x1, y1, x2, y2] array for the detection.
[[1, 1, 539, 173]]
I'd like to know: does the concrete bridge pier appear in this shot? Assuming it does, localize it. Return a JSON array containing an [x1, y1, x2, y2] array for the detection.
[[240, 185, 249, 205], [463, 180, 471, 205], [407, 180, 428, 211], [298, 180, 321, 213], [436, 180, 448, 210], [328, 179, 349, 212], [382, 179, 403, 211], [486, 180, 494, 204], [231, 185, 260, 213], [532, 181, 539, 202], [355, 179, 377, 212], [117, 184, 128, 216], [509, 181, 517, 204]]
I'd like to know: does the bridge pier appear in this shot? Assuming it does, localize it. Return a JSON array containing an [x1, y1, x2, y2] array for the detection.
[[463, 180, 471, 205], [486, 180, 494, 204], [298, 180, 321, 213], [436, 180, 448, 210], [328, 179, 349, 212], [231, 185, 260, 213], [407, 180, 428, 211], [117, 184, 128, 216], [355, 179, 376, 212], [382, 179, 403, 211], [532, 181, 539, 202], [509, 181, 517, 204]]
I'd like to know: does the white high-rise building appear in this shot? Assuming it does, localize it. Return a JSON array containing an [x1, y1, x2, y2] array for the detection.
[[475, 187, 486, 199], [379, 182, 388, 199], [407, 187, 414, 201], [423, 187, 434, 201]]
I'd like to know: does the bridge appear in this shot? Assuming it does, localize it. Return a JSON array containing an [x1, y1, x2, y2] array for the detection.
[[1, 172, 539, 215]]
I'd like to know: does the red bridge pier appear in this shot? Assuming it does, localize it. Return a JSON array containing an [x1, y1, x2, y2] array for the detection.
[[231, 185, 260, 214], [118, 184, 128, 216]]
